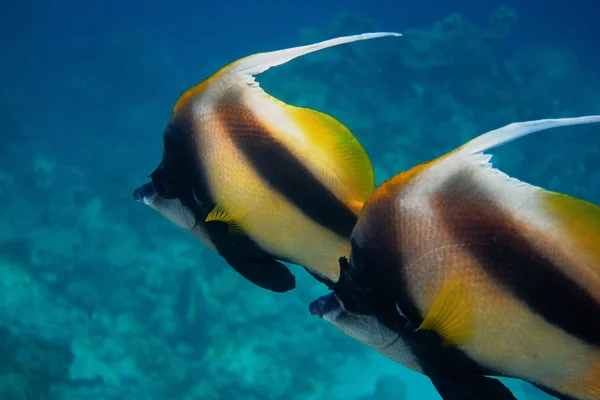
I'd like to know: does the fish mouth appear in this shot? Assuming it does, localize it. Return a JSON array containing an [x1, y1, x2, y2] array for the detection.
[[133, 182, 154, 203], [309, 292, 340, 318]]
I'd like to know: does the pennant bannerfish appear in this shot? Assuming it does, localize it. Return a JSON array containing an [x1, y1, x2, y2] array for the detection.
[[133, 32, 401, 293], [332, 115, 600, 400]]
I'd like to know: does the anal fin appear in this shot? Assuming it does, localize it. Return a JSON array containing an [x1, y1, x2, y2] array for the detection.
[[224, 255, 296, 293], [553, 356, 600, 400], [206, 219, 295, 293], [430, 376, 517, 400], [533, 384, 578, 400]]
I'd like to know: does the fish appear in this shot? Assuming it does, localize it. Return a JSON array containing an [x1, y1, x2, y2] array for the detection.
[[133, 32, 402, 293], [174, 266, 199, 324], [173, 266, 206, 345], [332, 115, 600, 400], [310, 291, 519, 400]]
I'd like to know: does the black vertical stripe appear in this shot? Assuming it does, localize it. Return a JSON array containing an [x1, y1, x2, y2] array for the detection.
[[160, 115, 216, 217], [437, 173, 600, 347], [341, 190, 423, 326], [335, 190, 498, 380], [161, 109, 290, 266], [215, 92, 358, 239]]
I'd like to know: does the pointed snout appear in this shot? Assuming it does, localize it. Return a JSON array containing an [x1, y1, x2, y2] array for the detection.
[[133, 182, 154, 203], [309, 292, 340, 318]]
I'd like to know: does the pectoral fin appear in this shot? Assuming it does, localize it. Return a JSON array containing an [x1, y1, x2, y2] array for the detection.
[[223, 255, 296, 293], [205, 205, 247, 235], [417, 278, 475, 346], [430, 376, 517, 400]]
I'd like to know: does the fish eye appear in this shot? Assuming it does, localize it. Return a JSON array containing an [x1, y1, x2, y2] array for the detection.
[[339, 295, 361, 314], [152, 179, 175, 199]]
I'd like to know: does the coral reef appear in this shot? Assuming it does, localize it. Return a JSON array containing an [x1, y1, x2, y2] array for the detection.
[[0, 326, 72, 399], [358, 376, 407, 400]]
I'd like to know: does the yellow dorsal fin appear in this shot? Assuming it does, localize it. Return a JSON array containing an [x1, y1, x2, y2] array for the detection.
[[416, 278, 475, 346], [543, 191, 600, 273], [205, 205, 247, 235], [285, 106, 375, 205]]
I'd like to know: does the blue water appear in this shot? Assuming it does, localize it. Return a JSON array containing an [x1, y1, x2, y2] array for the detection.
[[1, 1, 599, 399]]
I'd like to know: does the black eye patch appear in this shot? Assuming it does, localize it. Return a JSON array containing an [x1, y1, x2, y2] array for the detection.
[[333, 256, 373, 315], [149, 159, 187, 200], [152, 179, 175, 199]]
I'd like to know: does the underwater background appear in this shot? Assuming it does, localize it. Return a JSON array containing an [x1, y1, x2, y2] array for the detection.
[[1, 0, 600, 399]]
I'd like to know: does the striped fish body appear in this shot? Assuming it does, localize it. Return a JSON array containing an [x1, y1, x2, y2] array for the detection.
[[138, 33, 402, 293], [340, 116, 600, 400], [171, 78, 361, 285]]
